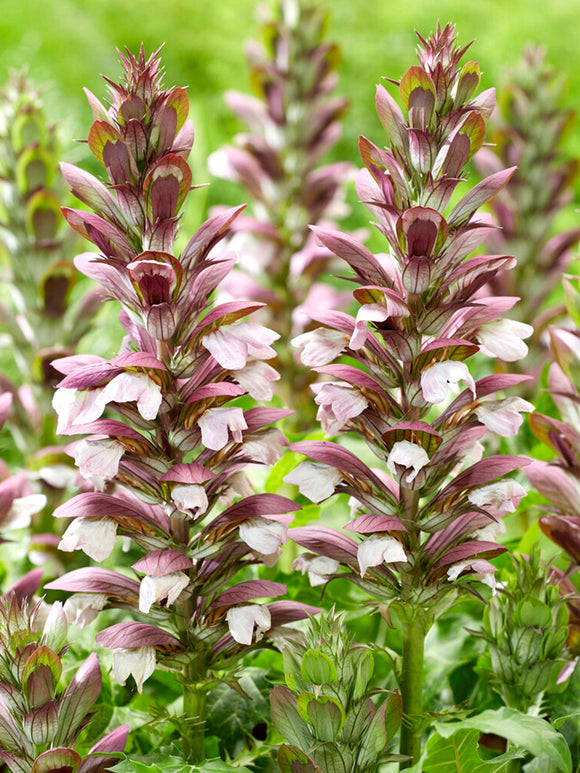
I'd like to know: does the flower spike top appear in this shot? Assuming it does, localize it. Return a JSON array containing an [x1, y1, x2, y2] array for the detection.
[[285, 24, 533, 611], [49, 47, 315, 707]]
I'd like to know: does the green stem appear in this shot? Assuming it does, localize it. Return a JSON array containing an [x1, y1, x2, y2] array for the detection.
[[399, 616, 426, 769], [182, 682, 208, 764]]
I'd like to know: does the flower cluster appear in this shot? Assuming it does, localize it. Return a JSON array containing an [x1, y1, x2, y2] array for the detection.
[[46, 46, 316, 759], [209, 0, 355, 423], [474, 46, 580, 386], [270, 609, 402, 771], [287, 22, 532, 611], [281, 24, 534, 763], [0, 590, 127, 772]]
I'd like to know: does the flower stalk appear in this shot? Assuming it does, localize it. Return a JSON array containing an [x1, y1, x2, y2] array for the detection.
[[46, 46, 317, 760], [283, 24, 534, 765]]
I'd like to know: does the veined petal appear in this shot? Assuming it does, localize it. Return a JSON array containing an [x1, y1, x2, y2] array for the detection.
[[447, 558, 497, 591], [421, 360, 476, 404], [477, 319, 533, 361], [292, 328, 346, 367], [97, 372, 162, 420], [233, 360, 280, 401], [112, 647, 156, 692], [283, 461, 342, 502], [292, 554, 340, 586], [171, 483, 208, 515], [52, 387, 104, 433], [387, 441, 430, 484], [73, 438, 125, 489], [243, 428, 287, 464], [58, 517, 118, 562], [198, 406, 248, 450], [357, 534, 407, 577], [314, 382, 368, 436], [64, 593, 108, 627], [238, 517, 287, 555], [225, 604, 272, 645], [475, 397, 535, 437], [468, 479, 527, 514], [138, 572, 189, 614], [4, 494, 47, 530]]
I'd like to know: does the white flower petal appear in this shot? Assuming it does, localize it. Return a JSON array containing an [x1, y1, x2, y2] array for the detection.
[[226, 604, 272, 645], [283, 461, 342, 502], [357, 535, 407, 577], [64, 593, 108, 627], [421, 360, 476, 404], [58, 517, 118, 562], [139, 572, 189, 614], [478, 319, 533, 361], [171, 484, 208, 516], [239, 517, 287, 555], [112, 646, 156, 692], [386, 441, 430, 484]]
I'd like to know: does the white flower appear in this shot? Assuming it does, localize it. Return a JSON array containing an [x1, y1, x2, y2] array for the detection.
[[314, 382, 368, 435], [202, 322, 279, 369], [3, 494, 47, 530], [357, 535, 407, 577], [350, 304, 389, 349], [283, 461, 342, 502], [233, 360, 280, 401], [387, 441, 430, 484], [477, 319, 533, 361], [97, 372, 163, 420], [73, 438, 125, 490], [58, 517, 118, 562], [171, 484, 208, 516], [291, 328, 346, 367], [468, 480, 527, 514], [238, 517, 287, 556], [139, 572, 190, 614], [52, 387, 104, 433], [447, 559, 499, 593], [243, 428, 287, 464], [475, 397, 535, 437], [64, 593, 108, 627], [421, 360, 476, 404], [112, 646, 156, 693], [292, 554, 340, 586], [226, 604, 272, 645], [198, 406, 247, 450]]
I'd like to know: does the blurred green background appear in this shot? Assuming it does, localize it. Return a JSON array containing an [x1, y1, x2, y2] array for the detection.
[[4, 0, 580, 190]]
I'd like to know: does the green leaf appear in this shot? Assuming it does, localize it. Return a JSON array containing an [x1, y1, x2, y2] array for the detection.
[[278, 745, 323, 773], [112, 754, 252, 773], [434, 708, 572, 773], [205, 668, 270, 757], [301, 650, 337, 685], [270, 685, 312, 749], [297, 692, 345, 742], [423, 728, 522, 772]]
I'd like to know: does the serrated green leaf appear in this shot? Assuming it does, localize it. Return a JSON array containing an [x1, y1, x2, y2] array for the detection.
[[205, 668, 270, 757]]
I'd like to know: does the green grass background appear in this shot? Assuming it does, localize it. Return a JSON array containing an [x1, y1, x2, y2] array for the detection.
[[4, 0, 580, 179]]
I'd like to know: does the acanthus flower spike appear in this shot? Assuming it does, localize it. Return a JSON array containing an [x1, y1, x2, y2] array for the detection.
[[51, 45, 314, 764], [283, 24, 532, 766]]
